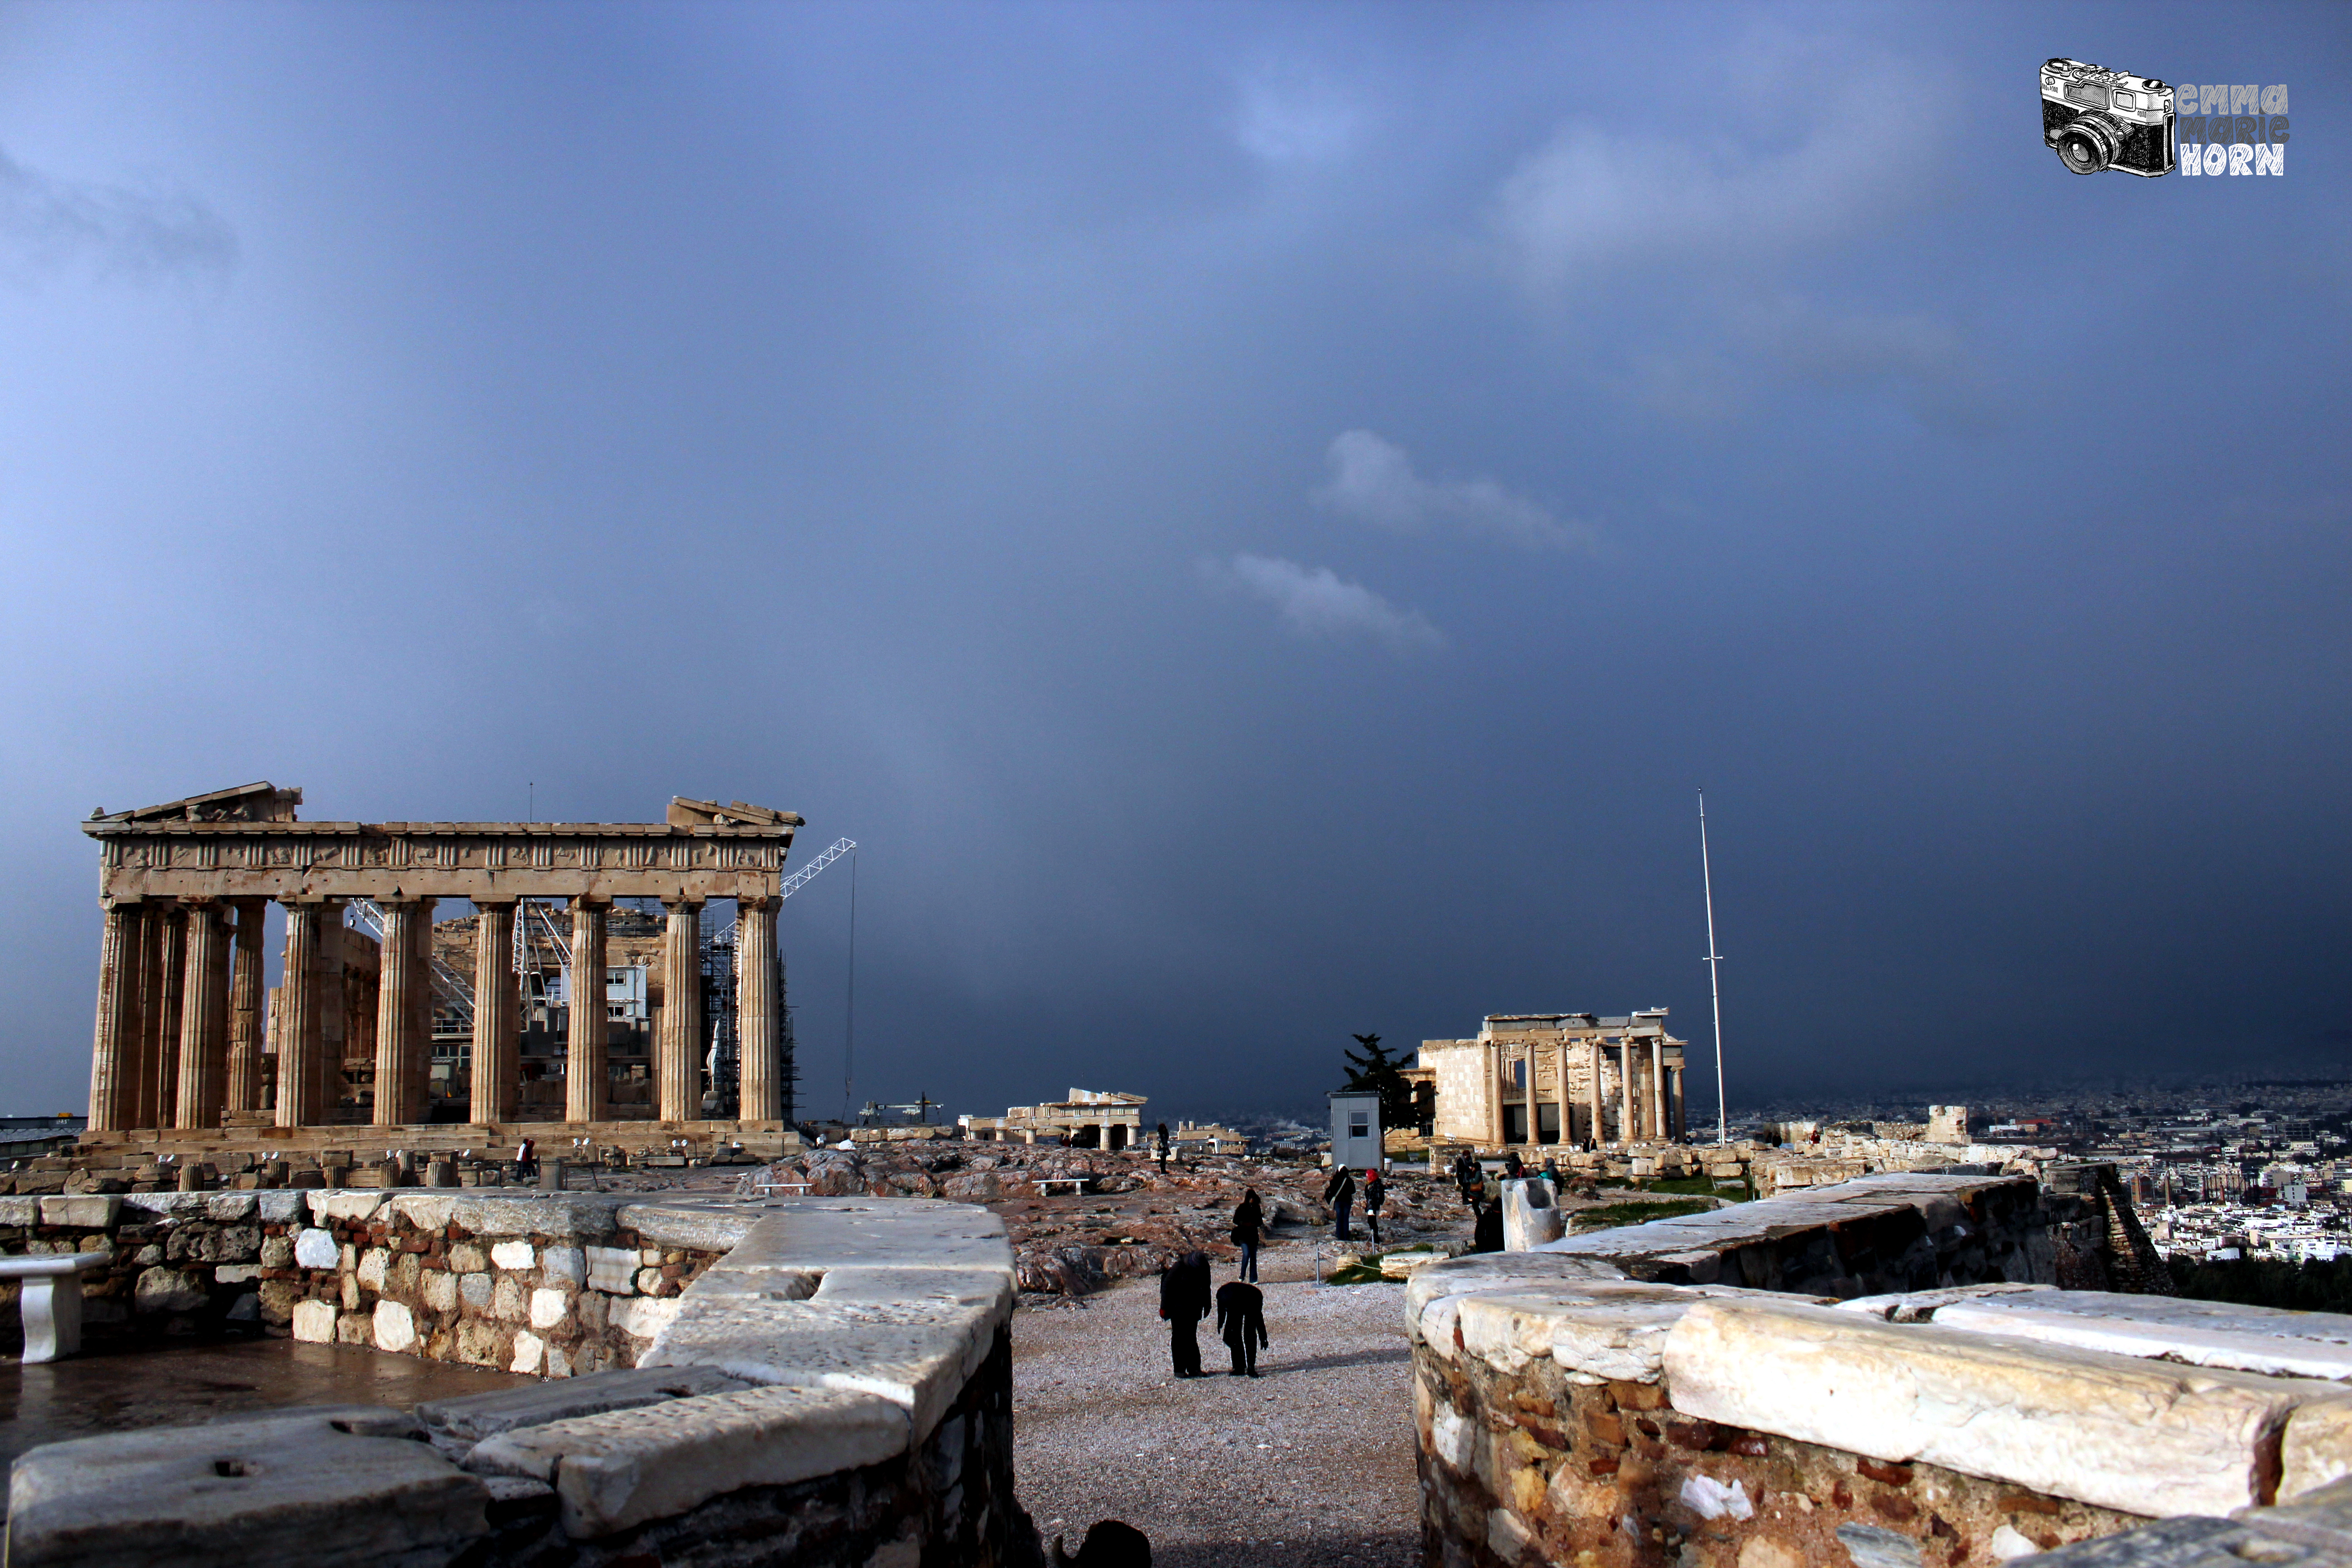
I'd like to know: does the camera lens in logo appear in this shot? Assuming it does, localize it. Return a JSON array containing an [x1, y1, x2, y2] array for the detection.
[[2055, 113, 2124, 174]]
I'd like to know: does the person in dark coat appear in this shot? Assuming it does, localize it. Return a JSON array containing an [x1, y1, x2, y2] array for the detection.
[[1362, 1169, 1386, 1247], [1215, 1279, 1268, 1377], [1453, 1151, 1482, 1212], [1472, 1192, 1504, 1253], [1540, 1156, 1563, 1193], [1230, 1189, 1264, 1282], [1153, 1122, 1171, 1172], [1158, 1250, 1212, 1377], [1322, 1164, 1357, 1242], [1053, 1519, 1152, 1567], [1502, 1149, 1524, 1181]]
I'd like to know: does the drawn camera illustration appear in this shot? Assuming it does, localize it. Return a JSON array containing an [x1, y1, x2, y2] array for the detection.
[[2041, 59, 2175, 176]]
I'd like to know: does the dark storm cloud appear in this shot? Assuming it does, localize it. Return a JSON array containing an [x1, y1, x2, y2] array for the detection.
[[0, 1, 2346, 1124]]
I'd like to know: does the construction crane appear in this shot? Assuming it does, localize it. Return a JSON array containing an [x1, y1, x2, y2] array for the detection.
[[780, 838, 855, 901]]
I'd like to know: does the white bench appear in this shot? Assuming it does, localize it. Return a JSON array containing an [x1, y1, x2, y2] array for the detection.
[[753, 1181, 813, 1196], [1033, 1176, 1091, 1197], [0, 1253, 111, 1363]]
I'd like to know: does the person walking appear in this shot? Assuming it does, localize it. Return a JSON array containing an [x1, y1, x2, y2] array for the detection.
[[1230, 1189, 1264, 1283], [1158, 1250, 1212, 1378], [1215, 1278, 1268, 1377], [1323, 1163, 1357, 1243], [1363, 1168, 1386, 1247], [1540, 1155, 1563, 1194], [513, 1137, 538, 1185], [1153, 1122, 1171, 1173]]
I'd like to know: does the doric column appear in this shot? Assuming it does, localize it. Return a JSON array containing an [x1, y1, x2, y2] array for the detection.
[[1651, 1041, 1667, 1140], [311, 904, 347, 1124], [1588, 1039, 1602, 1147], [88, 903, 144, 1132], [1618, 1041, 1635, 1144], [1523, 1049, 1538, 1147], [275, 902, 323, 1129], [656, 900, 702, 1122], [373, 901, 420, 1126], [567, 899, 609, 1125], [1671, 1066, 1686, 1138], [152, 908, 187, 1128], [225, 898, 267, 1112], [174, 900, 231, 1130], [127, 911, 166, 1129], [735, 897, 779, 1122], [471, 903, 519, 1125]]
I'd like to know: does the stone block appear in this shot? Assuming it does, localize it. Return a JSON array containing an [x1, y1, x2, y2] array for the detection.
[[374, 1299, 418, 1352], [419, 1366, 749, 1442], [254, 1191, 306, 1224], [529, 1288, 570, 1330], [642, 1290, 1000, 1439], [449, 1241, 489, 1274], [511, 1331, 544, 1374], [490, 1276, 525, 1321], [134, 1267, 205, 1314], [455, 1320, 508, 1368], [2283, 1403, 2352, 1501], [39, 1195, 121, 1229], [1502, 1180, 1567, 1251], [490, 1240, 535, 1272], [1838, 1283, 2057, 1323], [586, 1245, 638, 1294], [292, 1299, 338, 1343], [293, 1228, 338, 1269], [214, 1264, 261, 1284], [257, 1279, 303, 1325], [422, 1270, 459, 1315], [357, 1248, 389, 1292], [0, 1197, 39, 1226], [715, 1199, 1013, 1274], [1661, 1299, 2352, 1517], [450, 1194, 623, 1240], [336, 1312, 371, 1345], [386, 1194, 456, 1232], [204, 1193, 259, 1222], [260, 1235, 294, 1269], [309, 1192, 385, 1224], [464, 1383, 906, 1539], [460, 1272, 493, 1310], [1932, 1293, 2352, 1382], [4, 1405, 490, 1567], [615, 1201, 758, 1254], [542, 1245, 586, 1284], [611, 1296, 684, 1341]]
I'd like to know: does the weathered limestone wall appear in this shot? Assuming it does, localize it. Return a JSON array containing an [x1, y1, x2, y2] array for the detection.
[[1410, 1174, 2352, 1568], [5, 1196, 1039, 1568], [0, 1190, 730, 1377]]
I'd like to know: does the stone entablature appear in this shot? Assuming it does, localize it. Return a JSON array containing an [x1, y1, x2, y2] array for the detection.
[[4, 1195, 1033, 1566]]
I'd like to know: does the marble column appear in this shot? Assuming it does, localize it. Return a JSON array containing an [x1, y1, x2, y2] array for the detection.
[[127, 911, 165, 1129], [471, 903, 519, 1125], [174, 900, 231, 1130], [1619, 1041, 1637, 1144], [373, 901, 420, 1126], [275, 902, 323, 1129], [735, 897, 779, 1122], [566, 900, 609, 1125], [1588, 1039, 1603, 1148], [311, 906, 348, 1125], [1523, 1049, 1538, 1147], [656, 900, 702, 1122], [87, 903, 144, 1132], [1671, 1066, 1686, 1139], [1651, 1041, 1667, 1140], [152, 908, 187, 1129], [225, 898, 267, 1112]]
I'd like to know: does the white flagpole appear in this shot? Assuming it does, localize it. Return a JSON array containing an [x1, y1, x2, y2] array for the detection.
[[1699, 789, 1727, 1145]]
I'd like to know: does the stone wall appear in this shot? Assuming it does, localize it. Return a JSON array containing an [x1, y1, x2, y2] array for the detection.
[[1408, 1174, 2352, 1568], [6, 1196, 1040, 1567], [0, 1190, 731, 1376]]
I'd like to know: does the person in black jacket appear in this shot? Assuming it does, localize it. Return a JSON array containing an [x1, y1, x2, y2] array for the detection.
[[1230, 1189, 1264, 1282], [1362, 1169, 1386, 1247], [1215, 1279, 1268, 1377], [1158, 1250, 1212, 1378], [1322, 1164, 1357, 1242], [1452, 1151, 1482, 1213]]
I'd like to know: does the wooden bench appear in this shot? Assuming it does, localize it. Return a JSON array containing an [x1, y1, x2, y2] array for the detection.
[[0, 1253, 112, 1363]]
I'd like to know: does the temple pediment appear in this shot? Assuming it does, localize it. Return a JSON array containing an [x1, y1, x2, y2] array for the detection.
[[92, 783, 303, 824]]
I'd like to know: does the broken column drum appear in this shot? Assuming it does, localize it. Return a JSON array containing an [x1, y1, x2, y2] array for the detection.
[[81, 784, 802, 1134]]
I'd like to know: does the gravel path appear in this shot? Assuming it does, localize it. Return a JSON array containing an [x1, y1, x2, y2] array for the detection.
[[1012, 1243, 1421, 1568]]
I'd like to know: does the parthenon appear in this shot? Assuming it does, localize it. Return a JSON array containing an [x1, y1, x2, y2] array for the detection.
[[80, 783, 801, 1145]]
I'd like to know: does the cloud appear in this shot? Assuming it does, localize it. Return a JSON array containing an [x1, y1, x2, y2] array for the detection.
[[0, 146, 238, 286], [1203, 553, 1445, 654], [1732, 294, 1996, 431], [1313, 430, 1594, 551], [1486, 59, 1942, 298]]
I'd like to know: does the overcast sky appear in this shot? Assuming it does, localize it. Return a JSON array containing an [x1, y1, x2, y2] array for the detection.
[[3, 2, 2346, 1124]]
